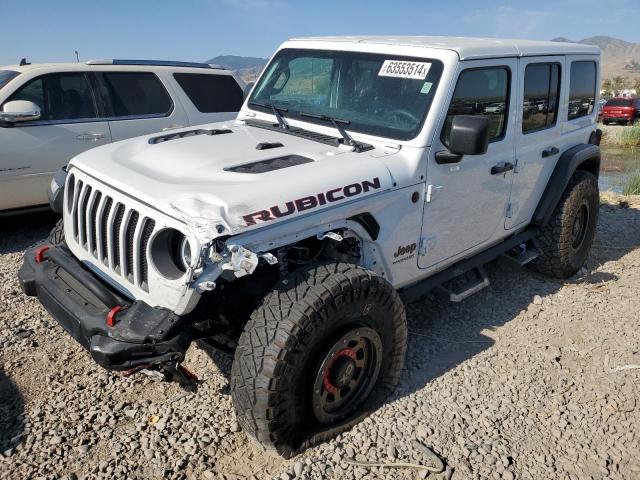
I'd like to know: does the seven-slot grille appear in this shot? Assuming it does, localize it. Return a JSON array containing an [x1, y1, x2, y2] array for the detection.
[[65, 174, 156, 291]]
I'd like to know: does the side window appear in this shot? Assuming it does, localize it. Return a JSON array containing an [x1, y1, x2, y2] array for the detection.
[[568, 61, 597, 120], [102, 72, 172, 118], [6, 73, 96, 122], [442, 67, 509, 146], [522, 63, 561, 133], [173, 73, 243, 113]]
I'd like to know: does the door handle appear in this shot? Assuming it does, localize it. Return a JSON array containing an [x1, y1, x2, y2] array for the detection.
[[162, 124, 185, 131], [76, 132, 106, 141], [490, 162, 514, 175], [542, 146, 559, 158]]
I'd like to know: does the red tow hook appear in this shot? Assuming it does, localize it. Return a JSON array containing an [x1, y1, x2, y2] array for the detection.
[[177, 364, 198, 381], [123, 363, 152, 377], [106, 305, 123, 327], [35, 245, 50, 263]]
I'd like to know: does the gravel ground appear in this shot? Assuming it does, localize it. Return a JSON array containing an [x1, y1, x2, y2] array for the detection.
[[1, 196, 640, 480]]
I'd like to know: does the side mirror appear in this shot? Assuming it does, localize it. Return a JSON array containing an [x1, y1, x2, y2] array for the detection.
[[436, 115, 491, 164], [0, 100, 41, 123]]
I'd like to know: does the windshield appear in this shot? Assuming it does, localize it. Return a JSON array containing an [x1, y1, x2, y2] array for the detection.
[[249, 49, 444, 141], [0, 70, 19, 91], [606, 98, 633, 107]]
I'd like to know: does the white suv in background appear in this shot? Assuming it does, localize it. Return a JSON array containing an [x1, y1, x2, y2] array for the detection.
[[0, 60, 245, 214]]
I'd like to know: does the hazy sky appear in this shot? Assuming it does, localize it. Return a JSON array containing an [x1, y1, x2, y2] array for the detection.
[[1, 0, 638, 66]]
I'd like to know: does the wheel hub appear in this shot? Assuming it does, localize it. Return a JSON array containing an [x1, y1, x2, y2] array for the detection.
[[312, 327, 383, 425], [323, 349, 357, 392]]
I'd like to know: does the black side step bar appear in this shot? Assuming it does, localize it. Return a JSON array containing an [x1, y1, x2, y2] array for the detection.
[[400, 229, 537, 303]]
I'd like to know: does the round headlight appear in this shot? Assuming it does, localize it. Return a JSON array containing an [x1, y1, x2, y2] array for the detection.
[[150, 229, 193, 280]]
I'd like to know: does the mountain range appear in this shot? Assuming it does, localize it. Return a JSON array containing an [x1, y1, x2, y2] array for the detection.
[[552, 36, 640, 80], [208, 36, 640, 84], [205, 55, 268, 83]]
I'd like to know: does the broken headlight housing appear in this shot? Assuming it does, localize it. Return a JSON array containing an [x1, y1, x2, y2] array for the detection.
[[150, 228, 193, 279]]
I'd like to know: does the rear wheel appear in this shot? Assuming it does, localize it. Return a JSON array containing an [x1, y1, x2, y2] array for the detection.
[[529, 170, 599, 278], [230, 262, 407, 457], [48, 219, 65, 247]]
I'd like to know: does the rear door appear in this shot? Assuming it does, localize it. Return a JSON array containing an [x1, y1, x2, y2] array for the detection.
[[0, 71, 110, 210], [505, 57, 564, 229], [94, 70, 188, 141], [171, 72, 244, 125]]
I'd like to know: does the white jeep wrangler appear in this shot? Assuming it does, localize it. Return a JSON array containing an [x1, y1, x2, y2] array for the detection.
[[20, 36, 602, 457]]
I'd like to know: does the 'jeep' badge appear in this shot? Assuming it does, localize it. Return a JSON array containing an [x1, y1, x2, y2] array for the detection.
[[392, 243, 417, 264]]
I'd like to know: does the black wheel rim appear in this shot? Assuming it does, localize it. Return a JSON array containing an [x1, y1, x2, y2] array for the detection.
[[312, 327, 383, 425], [571, 203, 589, 249]]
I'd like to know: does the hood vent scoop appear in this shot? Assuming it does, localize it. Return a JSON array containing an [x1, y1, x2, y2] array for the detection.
[[256, 142, 284, 150], [149, 128, 232, 145], [225, 155, 313, 174]]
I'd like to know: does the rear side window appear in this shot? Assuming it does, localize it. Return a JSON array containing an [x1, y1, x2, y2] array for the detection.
[[174, 73, 243, 113], [522, 63, 561, 133], [442, 67, 509, 146], [102, 72, 172, 118], [6, 72, 96, 122], [568, 61, 597, 120]]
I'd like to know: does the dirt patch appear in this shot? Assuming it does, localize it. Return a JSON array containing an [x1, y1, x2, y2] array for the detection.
[[1, 202, 639, 479]]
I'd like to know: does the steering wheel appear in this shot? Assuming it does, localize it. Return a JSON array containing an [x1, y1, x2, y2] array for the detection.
[[383, 109, 420, 125]]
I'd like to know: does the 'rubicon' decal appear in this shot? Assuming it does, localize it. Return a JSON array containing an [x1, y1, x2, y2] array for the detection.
[[243, 177, 381, 226]]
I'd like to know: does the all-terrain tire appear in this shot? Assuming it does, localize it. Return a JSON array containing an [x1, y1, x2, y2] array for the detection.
[[48, 219, 65, 247], [230, 262, 407, 458], [529, 170, 599, 278]]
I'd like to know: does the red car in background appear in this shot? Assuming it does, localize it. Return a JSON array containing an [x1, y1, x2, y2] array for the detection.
[[601, 97, 640, 125]]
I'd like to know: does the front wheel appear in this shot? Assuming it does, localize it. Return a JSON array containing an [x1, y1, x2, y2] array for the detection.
[[230, 262, 407, 457], [529, 170, 599, 278]]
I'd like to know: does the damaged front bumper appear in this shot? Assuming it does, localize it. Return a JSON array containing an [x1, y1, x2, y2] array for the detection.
[[18, 245, 194, 372]]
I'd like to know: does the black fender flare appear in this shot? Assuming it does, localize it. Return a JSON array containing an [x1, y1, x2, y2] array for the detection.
[[531, 144, 600, 227]]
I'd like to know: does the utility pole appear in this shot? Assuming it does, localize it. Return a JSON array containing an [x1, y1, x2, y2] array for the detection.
[[75, 51, 79, 62]]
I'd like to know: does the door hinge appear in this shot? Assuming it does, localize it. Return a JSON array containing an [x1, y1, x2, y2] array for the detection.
[[506, 202, 513, 218], [419, 237, 427, 255], [425, 184, 443, 203], [418, 236, 436, 255], [513, 157, 520, 174]]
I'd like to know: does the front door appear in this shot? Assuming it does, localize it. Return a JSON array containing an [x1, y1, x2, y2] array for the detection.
[[505, 57, 565, 229], [418, 60, 518, 270], [0, 72, 110, 210]]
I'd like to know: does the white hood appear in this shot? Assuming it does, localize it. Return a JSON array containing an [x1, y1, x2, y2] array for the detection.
[[69, 121, 396, 241]]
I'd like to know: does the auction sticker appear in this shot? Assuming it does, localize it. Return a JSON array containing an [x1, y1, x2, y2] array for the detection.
[[378, 60, 431, 80]]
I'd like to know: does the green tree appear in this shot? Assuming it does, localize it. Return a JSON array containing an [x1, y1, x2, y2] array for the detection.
[[601, 78, 614, 98], [611, 76, 631, 96]]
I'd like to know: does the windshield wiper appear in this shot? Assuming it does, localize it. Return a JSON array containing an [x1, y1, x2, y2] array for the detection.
[[299, 112, 365, 151], [248, 101, 289, 130]]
